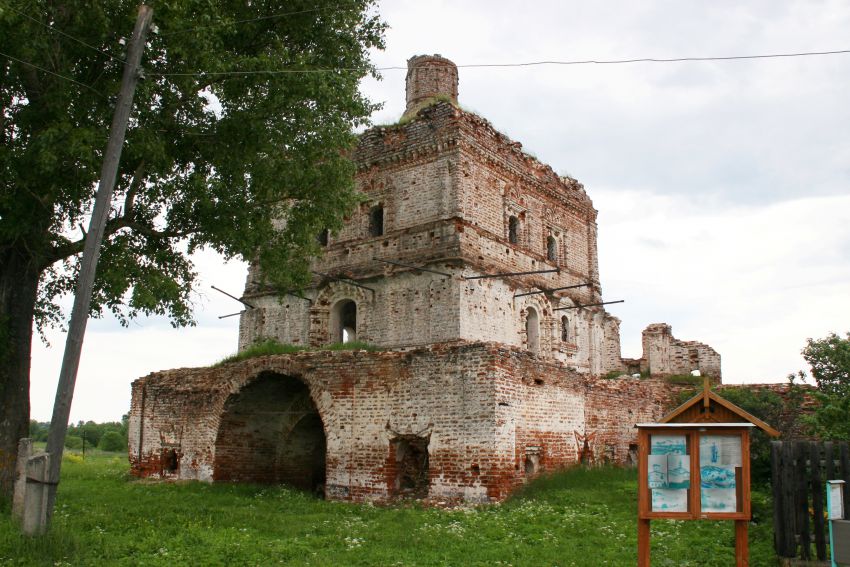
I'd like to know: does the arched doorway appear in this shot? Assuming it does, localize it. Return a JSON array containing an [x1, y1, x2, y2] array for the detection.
[[330, 299, 357, 343], [213, 371, 326, 493]]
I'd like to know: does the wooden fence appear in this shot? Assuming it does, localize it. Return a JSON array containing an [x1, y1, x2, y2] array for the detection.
[[771, 440, 850, 561]]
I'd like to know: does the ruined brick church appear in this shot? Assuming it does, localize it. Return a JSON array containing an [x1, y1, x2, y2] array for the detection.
[[128, 55, 720, 503]]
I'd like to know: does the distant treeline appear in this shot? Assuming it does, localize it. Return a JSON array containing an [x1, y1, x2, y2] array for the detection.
[[29, 416, 129, 452]]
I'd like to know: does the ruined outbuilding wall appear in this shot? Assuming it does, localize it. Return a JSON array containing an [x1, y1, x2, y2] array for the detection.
[[130, 343, 684, 503], [584, 376, 686, 465], [640, 323, 721, 378], [131, 345, 503, 503]]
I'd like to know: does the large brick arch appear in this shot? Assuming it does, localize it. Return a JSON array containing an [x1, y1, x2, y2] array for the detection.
[[212, 366, 328, 493]]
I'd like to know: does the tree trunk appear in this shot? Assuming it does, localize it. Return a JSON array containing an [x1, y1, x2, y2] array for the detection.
[[0, 248, 39, 500]]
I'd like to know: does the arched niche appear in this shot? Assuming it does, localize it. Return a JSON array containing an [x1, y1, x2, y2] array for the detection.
[[526, 306, 540, 354]]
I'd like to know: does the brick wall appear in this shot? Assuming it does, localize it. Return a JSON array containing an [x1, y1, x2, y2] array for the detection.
[[640, 323, 721, 378], [130, 343, 686, 503]]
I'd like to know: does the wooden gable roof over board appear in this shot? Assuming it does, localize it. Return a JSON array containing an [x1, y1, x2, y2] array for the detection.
[[661, 378, 780, 437]]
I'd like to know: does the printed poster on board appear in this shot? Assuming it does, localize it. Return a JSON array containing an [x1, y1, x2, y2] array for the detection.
[[699, 435, 741, 513]]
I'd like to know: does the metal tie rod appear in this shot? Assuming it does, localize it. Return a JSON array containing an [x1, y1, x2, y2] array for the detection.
[[218, 310, 245, 320], [464, 267, 560, 280], [514, 282, 592, 298], [313, 271, 376, 293], [211, 285, 255, 309], [375, 258, 453, 278], [554, 299, 624, 311]]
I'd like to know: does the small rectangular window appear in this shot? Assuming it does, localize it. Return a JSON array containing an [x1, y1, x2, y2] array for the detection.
[[369, 205, 384, 237], [508, 216, 519, 244]]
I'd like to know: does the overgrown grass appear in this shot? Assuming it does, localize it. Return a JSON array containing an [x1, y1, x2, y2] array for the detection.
[[663, 374, 705, 386], [215, 340, 378, 366], [376, 95, 459, 127], [601, 370, 625, 380], [1, 455, 778, 566]]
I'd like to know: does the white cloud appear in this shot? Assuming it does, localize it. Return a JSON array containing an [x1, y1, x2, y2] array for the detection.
[[597, 191, 850, 383]]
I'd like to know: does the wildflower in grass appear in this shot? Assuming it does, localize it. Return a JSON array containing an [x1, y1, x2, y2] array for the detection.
[[344, 536, 364, 549]]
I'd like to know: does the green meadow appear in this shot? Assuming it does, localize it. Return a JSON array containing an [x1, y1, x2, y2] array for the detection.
[[1, 452, 776, 566]]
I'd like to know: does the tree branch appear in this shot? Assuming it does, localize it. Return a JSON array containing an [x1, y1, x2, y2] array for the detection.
[[123, 160, 146, 218], [42, 215, 195, 269]]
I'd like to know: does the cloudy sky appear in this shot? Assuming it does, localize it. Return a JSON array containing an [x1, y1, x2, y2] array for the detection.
[[30, 1, 850, 422]]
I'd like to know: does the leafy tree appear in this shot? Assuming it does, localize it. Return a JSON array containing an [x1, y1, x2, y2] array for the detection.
[[799, 332, 850, 440], [28, 421, 49, 442], [0, 0, 385, 497], [801, 332, 850, 397], [97, 430, 126, 452], [712, 384, 805, 485]]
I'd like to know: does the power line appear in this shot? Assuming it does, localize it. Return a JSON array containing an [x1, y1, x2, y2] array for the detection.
[[2, 4, 125, 63], [158, 2, 363, 36], [0, 50, 105, 98], [453, 49, 850, 67], [153, 48, 850, 78]]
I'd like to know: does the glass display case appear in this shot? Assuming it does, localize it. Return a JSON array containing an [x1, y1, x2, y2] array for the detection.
[[638, 425, 751, 520]]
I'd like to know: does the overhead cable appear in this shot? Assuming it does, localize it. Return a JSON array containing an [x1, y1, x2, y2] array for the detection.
[[152, 48, 850, 78], [2, 4, 126, 63], [0, 50, 105, 97]]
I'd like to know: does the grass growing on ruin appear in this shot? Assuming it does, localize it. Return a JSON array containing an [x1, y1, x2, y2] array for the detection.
[[0, 454, 777, 566], [215, 340, 378, 366], [663, 374, 706, 386]]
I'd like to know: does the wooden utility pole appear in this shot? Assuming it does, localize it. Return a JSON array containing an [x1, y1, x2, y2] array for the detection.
[[38, 5, 153, 533]]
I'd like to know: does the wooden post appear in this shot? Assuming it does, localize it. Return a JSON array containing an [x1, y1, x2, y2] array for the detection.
[[41, 4, 154, 531], [735, 519, 749, 566], [638, 519, 650, 567], [781, 441, 797, 556], [797, 442, 811, 559], [811, 442, 827, 560]]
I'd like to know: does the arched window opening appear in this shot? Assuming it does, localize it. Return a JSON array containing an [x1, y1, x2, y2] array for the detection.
[[547, 236, 557, 262], [526, 307, 539, 354], [316, 229, 329, 247], [331, 299, 357, 344], [561, 316, 570, 342], [369, 204, 384, 237], [508, 215, 519, 244]]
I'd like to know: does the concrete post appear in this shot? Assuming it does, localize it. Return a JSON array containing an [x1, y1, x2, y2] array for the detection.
[[21, 452, 51, 536], [11, 438, 32, 520]]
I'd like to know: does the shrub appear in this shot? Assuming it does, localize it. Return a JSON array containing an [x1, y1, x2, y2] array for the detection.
[[98, 431, 127, 452], [663, 374, 704, 386]]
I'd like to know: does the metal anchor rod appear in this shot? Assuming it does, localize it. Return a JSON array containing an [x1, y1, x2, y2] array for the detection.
[[375, 258, 453, 278], [554, 299, 625, 311], [514, 282, 593, 298], [464, 267, 560, 280]]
